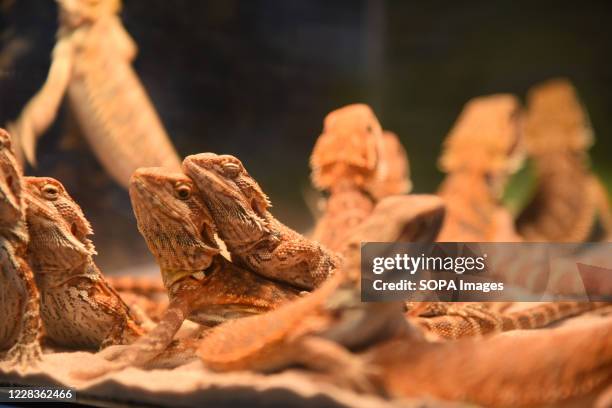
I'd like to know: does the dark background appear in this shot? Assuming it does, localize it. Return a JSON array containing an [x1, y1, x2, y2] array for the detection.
[[1, 0, 610, 272]]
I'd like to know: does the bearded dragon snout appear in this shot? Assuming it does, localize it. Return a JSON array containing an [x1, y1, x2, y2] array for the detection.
[[182, 153, 219, 173]]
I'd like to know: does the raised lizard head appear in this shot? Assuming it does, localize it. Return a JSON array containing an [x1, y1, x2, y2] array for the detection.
[[439, 94, 524, 176], [129, 167, 220, 283], [0, 129, 24, 227], [23, 176, 96, 272], [525, 78, 593, 155], [438, 94, 524, 195], [182, 153, 273, 247], [57, 0, 120, 28], [310, 104, 385, 191]]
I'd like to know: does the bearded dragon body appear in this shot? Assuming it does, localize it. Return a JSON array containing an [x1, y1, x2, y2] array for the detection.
[[372, 314, 612, 407], [8, 0, 180, 188], [517, 78, 612, 242], [310, 104, 411, 252], [197, 194, 444, 392], [0, 129, 43, 367], [407, 95, 608, 331], [23, 176, 145, 349], [437, 94, 524, 242], [73, 167, 301, 377]]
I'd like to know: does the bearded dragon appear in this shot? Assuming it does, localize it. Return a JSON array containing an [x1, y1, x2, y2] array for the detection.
[[8, 0, 181, 188], [517, 78, 612, 242], [404, 95, 524, 319], [197, 195, 444, 391], [74, 167, 301, 376], [372, 315, 612, 407], [0, 129, 43, 367], [183, 153, 340, 290], [406, 95, 606, 327], [23, 176, 147, 349], [310, 104, 411, 252], [436, 94, 524, 242]]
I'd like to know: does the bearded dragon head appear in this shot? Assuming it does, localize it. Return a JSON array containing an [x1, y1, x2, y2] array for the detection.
[[57, 0, 120, 28], [438, 94, 524, 194], [182, 153, 272, 247], [525, 78, 593, 156], [23, 177, 96, 272], [310, 104, 385, 191], [129, 167, 220, 278], [0, 129, 24, 226]]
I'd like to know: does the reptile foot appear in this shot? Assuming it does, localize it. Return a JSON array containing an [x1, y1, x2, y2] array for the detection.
[[2, 341, 42, 370]]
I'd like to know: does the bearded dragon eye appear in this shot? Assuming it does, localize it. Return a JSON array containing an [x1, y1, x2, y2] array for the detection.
[[222, 162, 241, 178], [175, 184, 192, 200], [42, 184, 59, 200]]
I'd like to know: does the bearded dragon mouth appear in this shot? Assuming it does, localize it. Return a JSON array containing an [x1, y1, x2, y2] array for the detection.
[[200, 224, 218, 248]]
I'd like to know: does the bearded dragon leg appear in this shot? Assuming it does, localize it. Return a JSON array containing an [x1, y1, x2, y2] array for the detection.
[[8, 38, 73, 165], [71, 290, 193, 380]]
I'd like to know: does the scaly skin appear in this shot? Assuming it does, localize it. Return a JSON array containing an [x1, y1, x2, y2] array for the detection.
[[23, 176, 145, 349], [415, 301, 605, 340], [8, 0, 180, 188], [197, 195, 445, 392], [0, 129, 43, 368], [310, 104, 411, 252], [517, 78, 612, 242], [183, 153, 339, 290], [437, 94, 524, 242], [371, 315, 612, 407], [74, 168, 301, 376]]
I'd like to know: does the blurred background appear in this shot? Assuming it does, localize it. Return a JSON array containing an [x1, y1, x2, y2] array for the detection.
[[0, 0, 610, 272]]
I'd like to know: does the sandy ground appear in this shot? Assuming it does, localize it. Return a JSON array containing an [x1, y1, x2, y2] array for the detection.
[[0, 350, 447, 408], [1, 310, 608, 407]]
